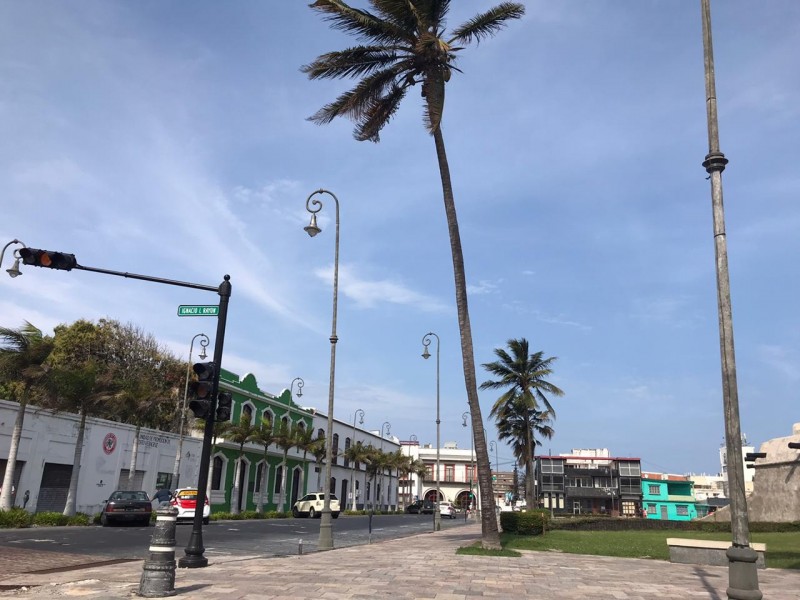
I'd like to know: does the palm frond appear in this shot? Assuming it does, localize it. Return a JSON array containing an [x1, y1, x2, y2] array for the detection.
[[310, 0, 412, 45], [301, 45, 404, 80], [308, 66, 402, 126], [369, 0, 421, 33], [354, 83, 408, 142], [449, 2, 524, 46]]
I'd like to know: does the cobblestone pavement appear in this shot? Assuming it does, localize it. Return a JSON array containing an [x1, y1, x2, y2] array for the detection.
[[0, 523, 798, 599]]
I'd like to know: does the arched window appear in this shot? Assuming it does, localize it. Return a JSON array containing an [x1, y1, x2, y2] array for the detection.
[[297, 421, 306, 433], [344, 437, 351, 467], [329, 476, 336, 495], [242, 404, 253, 423], [275, 466, 283, 494], [281, 415, 289, 429], [212, 456, 223, 490], [332, 433, 339, 464], [255, 463, 267, 493], [263, 410, 274, 431], [317, 428, 325, 439]]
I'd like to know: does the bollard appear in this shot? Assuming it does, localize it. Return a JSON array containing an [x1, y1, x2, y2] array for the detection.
[[139, 506, 178, 597], [298, 539, 303, 555]]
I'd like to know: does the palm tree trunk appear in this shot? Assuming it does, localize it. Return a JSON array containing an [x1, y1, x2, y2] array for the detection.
[[0, 389, 28, 510], [433, 126, 500, 549], [231, 459, 242, 515], [256, 452, 267, 513], [128, 425, 140, 487], [280, 453, 288, 512], [62, 409, 87, 517], [525, 416, 535, 510]]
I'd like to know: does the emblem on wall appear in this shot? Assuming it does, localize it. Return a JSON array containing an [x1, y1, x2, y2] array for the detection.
[[102, 432, 117, 455]]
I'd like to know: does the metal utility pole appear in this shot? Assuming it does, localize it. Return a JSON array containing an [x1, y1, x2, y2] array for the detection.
[[700, 1, 760, 598]]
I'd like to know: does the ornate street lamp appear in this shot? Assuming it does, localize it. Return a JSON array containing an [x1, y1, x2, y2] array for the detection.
[[350, 408, 365, 511], [303, 188, 341, 550], [1, 239, 26, 278], [172, 333, 209, 489], [290, 377, 304, 399], [422, 332, 442, 531]]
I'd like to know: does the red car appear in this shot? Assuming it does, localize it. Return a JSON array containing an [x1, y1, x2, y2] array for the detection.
[[101, 490, 152, 526], [170, 488, 210, 524]]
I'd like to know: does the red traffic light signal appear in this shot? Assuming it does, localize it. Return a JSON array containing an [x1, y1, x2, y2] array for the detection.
[[18, 247, 77, 271], [188, 362, 216, 419]]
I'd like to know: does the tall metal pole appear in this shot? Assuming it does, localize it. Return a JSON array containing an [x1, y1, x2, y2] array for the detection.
[[700, 2, 760, 598], [172, 333, 209, 490], [350, 409, 364, 511], [179, 275, 232, 569], [304, 189, 340, 550], [379, 421, 391, 511], [422, 332, 441, 531]]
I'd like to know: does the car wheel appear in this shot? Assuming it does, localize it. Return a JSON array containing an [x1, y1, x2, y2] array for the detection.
[[308, 507, 316, 519], [332, 512, 339, 519], [100, 512, 109, 527], [292, 507, 300, 518]]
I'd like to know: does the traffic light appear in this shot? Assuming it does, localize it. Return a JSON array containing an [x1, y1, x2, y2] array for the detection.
[[216, 391, 232, 422], [188, 361, 215, 419], [789, 442, 800, 450], [18, 247, 77, 271]]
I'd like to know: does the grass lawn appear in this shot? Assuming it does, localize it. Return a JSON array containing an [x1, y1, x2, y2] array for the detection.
[[501, 530, 800, 569]]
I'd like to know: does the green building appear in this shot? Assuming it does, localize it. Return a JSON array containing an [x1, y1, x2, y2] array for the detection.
[[641, 472, 698, 521], [203, 369, 314, 513]]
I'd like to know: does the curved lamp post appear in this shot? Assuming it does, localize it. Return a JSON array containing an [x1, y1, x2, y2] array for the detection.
[[349, 408, 365, 511], [303, 188, 340, 550], [422, 332, 442, 531], [290, 377, 304, 399], [172, 333, 209, 489], [489, 440, 499, 514], [379, 421, 391, 511], [462, 411, 475, 515], [1, 239, 26, 278]]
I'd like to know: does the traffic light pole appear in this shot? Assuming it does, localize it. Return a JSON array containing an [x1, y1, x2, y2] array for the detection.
[[179, 275, 231, 568], [15, 247, 231, 569]]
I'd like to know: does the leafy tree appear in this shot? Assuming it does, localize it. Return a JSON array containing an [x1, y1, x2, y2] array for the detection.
[[481, 338, 564, 509], [0, 322, 53, 510], [310, 432, 327, 492], [303, 0, 524, 548], [344, 440, 371, 510], [389, 449, 413, 510], [293, 424, 316, 496]]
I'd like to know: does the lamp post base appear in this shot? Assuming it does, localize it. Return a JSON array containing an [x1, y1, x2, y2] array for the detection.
[[434, 511, 441, 532], [318, 509, 334, 550], [726, 545, 762, 600], [178, 530, 208, 569]]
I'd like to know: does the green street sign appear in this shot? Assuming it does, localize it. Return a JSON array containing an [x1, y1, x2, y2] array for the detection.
[[492, 475, 497, 482], [178, 305, 219, 317]]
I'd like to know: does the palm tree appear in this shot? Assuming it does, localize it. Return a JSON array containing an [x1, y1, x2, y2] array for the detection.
[[251, 416, 275, 513], [344, 441, 371, 510], [310, 433, 327, 492], [389, 450, 412, 511], [273, 420, 301, 512], [226, 414, 260, 514], [481, 338, 564, 509], [303, 0, 524, 548], [293, 424, 316, 497], [0, 322, 53, 510]]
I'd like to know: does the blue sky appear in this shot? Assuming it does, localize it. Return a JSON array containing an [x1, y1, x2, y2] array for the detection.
[[1, 1, 798, 477]]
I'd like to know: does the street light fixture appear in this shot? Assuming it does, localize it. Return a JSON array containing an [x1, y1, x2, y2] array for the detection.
[[380, 421, 391, 511], [1, 239, 26, 278], [172, 333, 210, 489], [290, 377, 304, 399], [489, 440, 499, 472], [350, 408, 365, 511], [303, 188, 341, 550], [422, 332, 442, 532], [462, 411, 475, 515]]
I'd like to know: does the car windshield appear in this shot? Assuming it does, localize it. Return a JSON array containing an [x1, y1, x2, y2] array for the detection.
[[110, 491, 149, 502]]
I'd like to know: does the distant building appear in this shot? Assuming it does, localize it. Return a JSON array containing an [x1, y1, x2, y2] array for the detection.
[[402, 440, 480, 510], [534, 449, 643, 517], [719, 435, 755, 496], [641, 472, 698, 520]]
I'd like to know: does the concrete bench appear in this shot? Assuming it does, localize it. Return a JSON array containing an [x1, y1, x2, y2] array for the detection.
[[666, 538, 767, 569]]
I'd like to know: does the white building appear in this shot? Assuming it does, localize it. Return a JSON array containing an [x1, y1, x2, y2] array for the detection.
[[402, 440, 481, 510], [719, 435, 755, 496], [0, 399, 202, 515]]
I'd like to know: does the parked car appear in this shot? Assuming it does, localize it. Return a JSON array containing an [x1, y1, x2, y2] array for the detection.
[[438, 502, 457, 519], [406, 500, 436, 514], [170, 488, 210, 524], [292, 493, 340, 518], [100, 490, 152, 526]]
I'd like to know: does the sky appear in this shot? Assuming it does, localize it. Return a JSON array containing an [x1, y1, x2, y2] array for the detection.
[[1, 1, 798, 477]]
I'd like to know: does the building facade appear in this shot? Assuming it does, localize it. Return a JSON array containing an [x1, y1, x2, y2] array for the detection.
[[535, 449, 643, 517], [402, 441, 480, 510], [641, 472, 698, 520]]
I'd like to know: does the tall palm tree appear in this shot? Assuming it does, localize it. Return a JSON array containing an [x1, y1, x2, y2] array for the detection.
[[251, 416, 275, 513], [293, 424, 316, 497], [273, 420, 301, 512], [344, 441, 371, 510], [0, 322, 53, 510], [303, 0, 524, 549], [389, 450, 412, 511], [226, 414, 260, 514], [310, 433, 327, 492], [481, 338, 564, 509]]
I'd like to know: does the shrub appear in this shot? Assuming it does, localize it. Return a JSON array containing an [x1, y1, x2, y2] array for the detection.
[[501, 509, 551, 535], [210, 512, 235, 521], [32, 512, 69, 527], [93, 513, 102, 525], [0, 508, 33, 529], [240, 510, 263, 520], [67, 513, 90, 526]]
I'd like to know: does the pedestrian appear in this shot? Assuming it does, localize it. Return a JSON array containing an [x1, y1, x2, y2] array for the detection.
[[22, 490, 29, 509], [153, 488, 172, 506]]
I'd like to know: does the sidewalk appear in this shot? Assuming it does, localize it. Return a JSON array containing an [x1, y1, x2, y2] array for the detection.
[[0, 523, 798, 599]]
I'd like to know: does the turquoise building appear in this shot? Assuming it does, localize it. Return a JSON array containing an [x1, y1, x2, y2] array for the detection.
[[204, 369, 314, 513], [641, 472, 698, 520]]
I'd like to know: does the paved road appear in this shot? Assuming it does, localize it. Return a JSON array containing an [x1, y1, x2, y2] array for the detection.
[[0, 513, 468, 578]]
